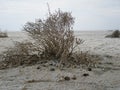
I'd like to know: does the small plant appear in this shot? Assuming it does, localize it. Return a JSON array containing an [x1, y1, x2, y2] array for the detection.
[[106, 30, 120, 38]]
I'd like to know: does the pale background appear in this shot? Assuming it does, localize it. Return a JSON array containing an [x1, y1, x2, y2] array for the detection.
[[0, 0, 120, 31]]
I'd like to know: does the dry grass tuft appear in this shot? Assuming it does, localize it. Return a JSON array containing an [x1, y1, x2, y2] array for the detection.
[[70, 51, 99, 68], [0, 41, 40, 69]]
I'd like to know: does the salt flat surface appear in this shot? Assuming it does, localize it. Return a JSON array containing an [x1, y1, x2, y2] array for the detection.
[[0, 31, 120, 90], [75, 31, 120, 57], [0, 31, 29, 54]]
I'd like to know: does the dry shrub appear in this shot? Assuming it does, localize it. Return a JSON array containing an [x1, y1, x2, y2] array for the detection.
[[0, 9, 99, 69], [111, 30, 120, 38], [106, 30, 120, 38], [0, 30, 8, 38], [23, 9, 99, 68], [24, 9, 83, 64], [0, 41, 40, 69]]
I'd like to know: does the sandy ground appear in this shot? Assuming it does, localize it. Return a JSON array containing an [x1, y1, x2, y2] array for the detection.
[[0, 31, 120, 90]]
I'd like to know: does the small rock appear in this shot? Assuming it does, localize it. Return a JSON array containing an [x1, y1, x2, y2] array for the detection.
[[88, 68, 92, 71], [42, 64, 46, 67], [50, 68, 55, 71], [37, 66, 40, 69], [64, 76, 70, 81], [49, 63, 53, 66], [82, 73, 89, 77], [71, 75, 77, 80]]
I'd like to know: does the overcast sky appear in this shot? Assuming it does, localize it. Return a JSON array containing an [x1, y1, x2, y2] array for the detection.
[[0, 0, 120, 31]]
